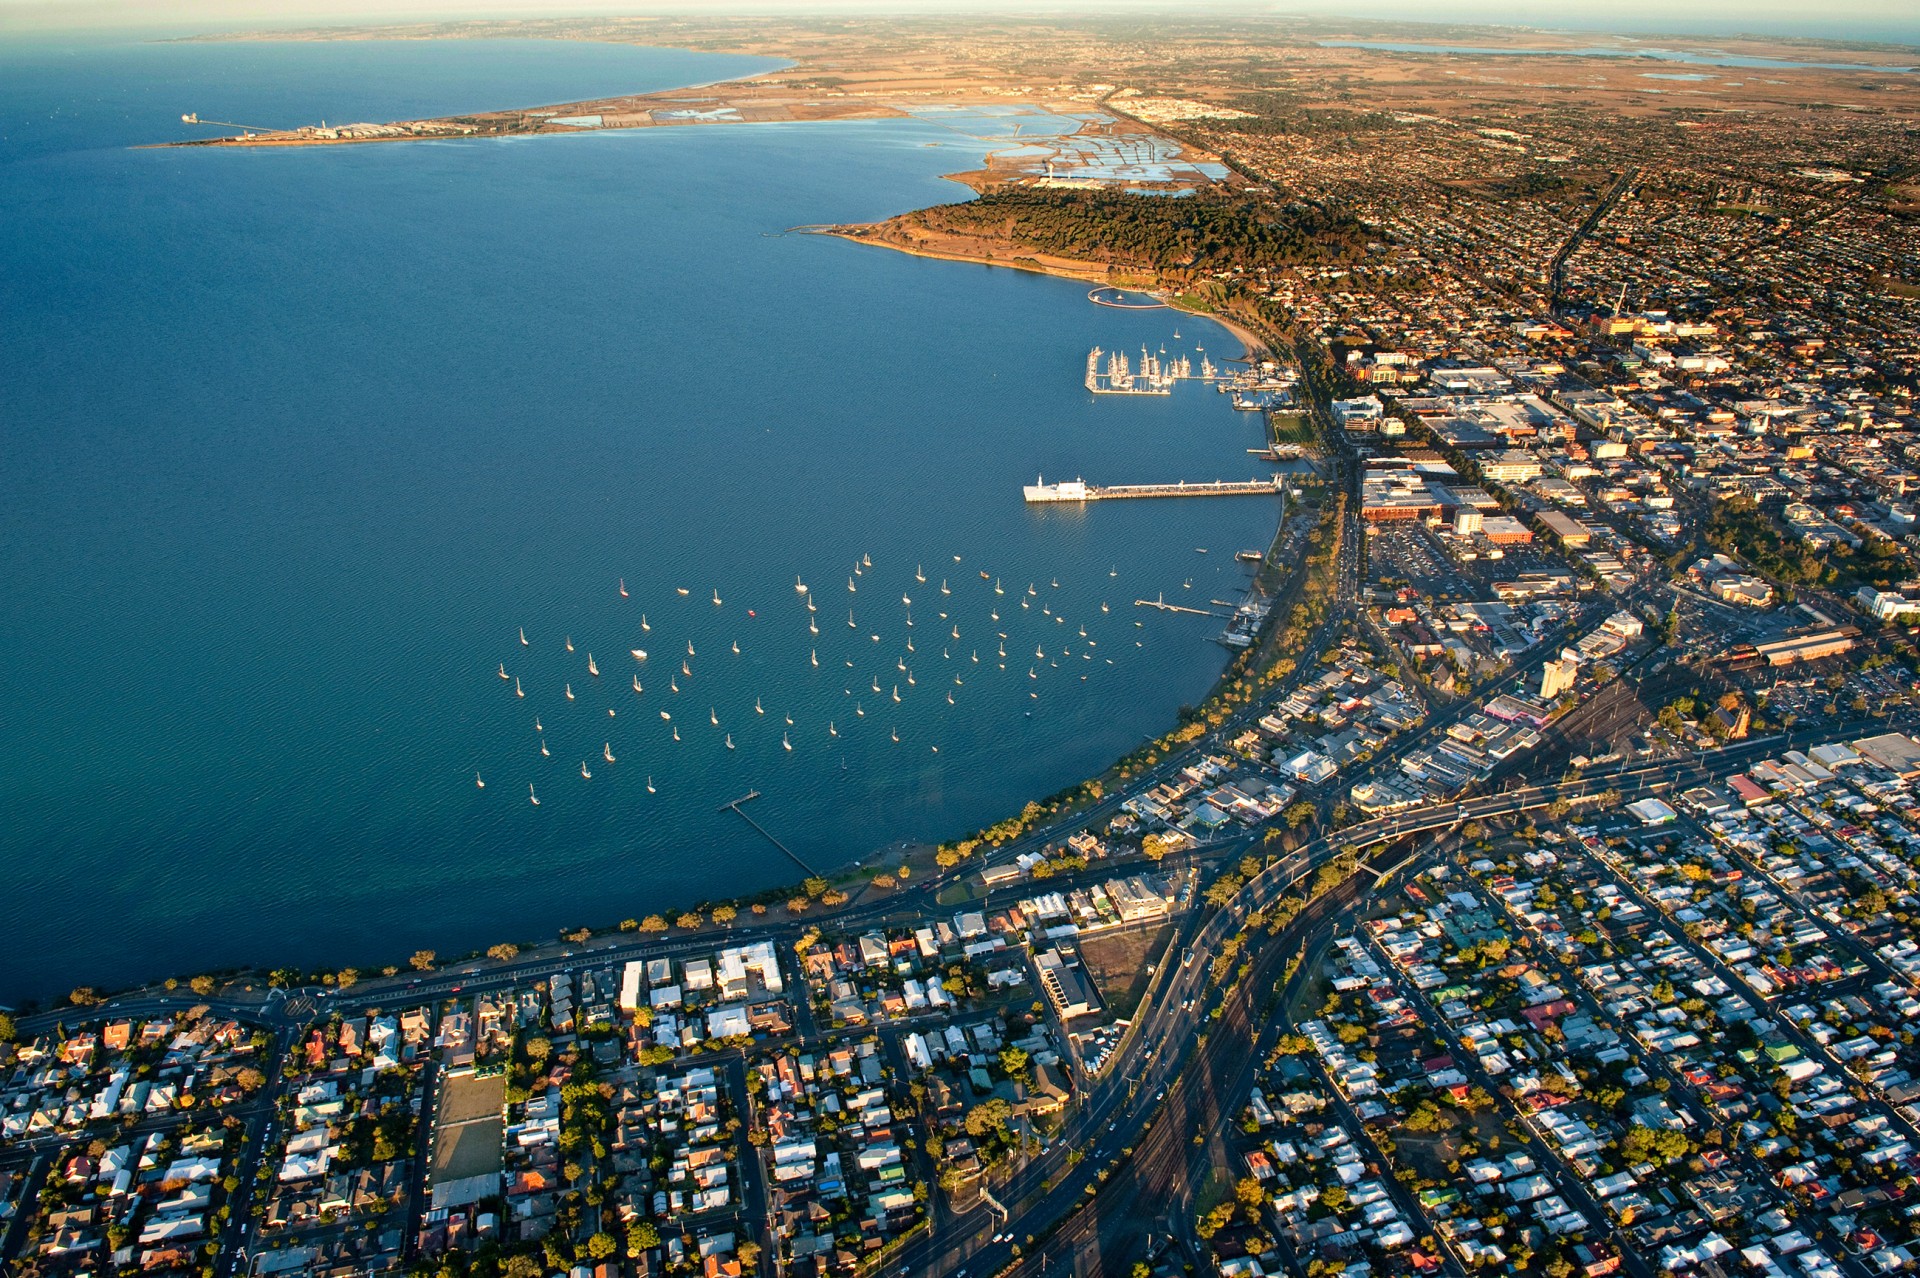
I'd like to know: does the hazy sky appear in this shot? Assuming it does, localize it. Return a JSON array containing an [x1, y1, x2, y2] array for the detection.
[[4, 0, 1916, 43]]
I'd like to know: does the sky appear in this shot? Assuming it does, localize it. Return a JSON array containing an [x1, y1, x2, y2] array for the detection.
[[2, 0, 1916, 45]]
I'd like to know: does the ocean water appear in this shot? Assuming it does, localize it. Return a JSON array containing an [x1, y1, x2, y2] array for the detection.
[[0, 38, 1284, 1002]]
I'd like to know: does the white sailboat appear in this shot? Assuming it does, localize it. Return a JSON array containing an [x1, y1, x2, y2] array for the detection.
[[633, 675, 643, 693], [732, 640, 740, 655], [529, 783, 539, 806], [795, 575, 808, 593], [475, 772, 485, 788], [587, 654, 599, 677], [829, 721, 837, 736], [783, 732, 792, 752], [619, 578, 629, 598], [916, 564, 925, 582], [515, 677, 524, 698], [641, 614, 650, 631], [540, 737, 550, 757], [565, 683, 575, 700], [581, 761, 591, 779], [566, 636, 574, 652], [647, 776, 656, 793], [498, 663, 509, 680], [519, 628, 528, 646], [713, 588, 722, 606], [631, 648, 648, 662], [725, 734, 735, 750], [603, 742, 615, 763]]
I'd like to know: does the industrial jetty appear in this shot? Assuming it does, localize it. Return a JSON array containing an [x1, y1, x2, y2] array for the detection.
[[1023, 475, 1285, 503]]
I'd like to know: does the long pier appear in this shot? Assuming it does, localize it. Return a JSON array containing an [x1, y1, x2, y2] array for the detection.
[[1135, 596, 1228, 617], [718, 790, 819, 878], [1023, 475, 1283, 504]]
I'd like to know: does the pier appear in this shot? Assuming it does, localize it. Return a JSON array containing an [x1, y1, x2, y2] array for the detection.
[[1023, 475, 1284, 504], [1135, 595, 1228, 617], [719, 790, 819, 877]]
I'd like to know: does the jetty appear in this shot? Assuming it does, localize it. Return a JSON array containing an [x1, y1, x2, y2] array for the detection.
[[719, 790, 819, 877], [1023, 475, 1284, 504]]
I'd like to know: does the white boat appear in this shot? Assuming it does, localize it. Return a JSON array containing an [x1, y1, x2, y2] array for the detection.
[[829, 722, 837, 736], [535, 717, 543, 731], [725, 734, 735, 750], [633, 675, 643, 693], [731, 640, 740, 655], [916, 564, 925, 582], [498, 662, 509, 680], [809, 619, 818, 635], [902, 593, 911, 606], [848, 576, 857, 592], [660, 710, 672, 721], [848, 610, 857, 628], [892, 685, 901, 702], [906, 637, 914, 652], [631, 648, 647, 661], [710, 708, 719, 725], [947, 691, 954, 704], [529, 783, 539, 806], [940, 579, 950, 594], [682, 660, 691, 676], [855, 703, 864, 716], [795, 575, 808, 593], [906, 672, 915, 685], [565, 636, 574, 652], [672, 725, 680, 740], [475, 772, 485, 788], [687, 640, 696, 656], [1109, 566, 1117, 577], [519, 628, 528, 647], [581, 761, 591, 779], [785, 712, 793, 725], [713, 589, 722, 606], [994, 579, 1003, 594], [1101, 602, 1110, 613], [619, 578, 628, 597], [783, 732, 792, 752], [515, 677, 524, 698], [677, 586, 689, 596], [565, 683, 574, 700], [603, 742, 615, 763], [647, 776, 655, 793], [811, 649, 818, 667], [890, 728, 899, 743], [670, 676, 679, 692], [541, 738, 550, 757], [641, 614, 650, 632], [587, 654, 599, 677], [862, 553, 871, 567]]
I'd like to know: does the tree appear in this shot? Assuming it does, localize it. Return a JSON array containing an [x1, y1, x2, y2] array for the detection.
[[627, 1221, 661, 1253], [0, 1013, 14, 1043], [487, 943, 520, 962], [964, 1097, 1014, 1138], [69, 987, 101, 1007], [409, 950, 436, 972], [585, 1232, 616, 1260], [675, 911, 702, 929], [787, 896, 810, 914], [803, 876, 830, 898], [335, 969, 358, 990], [504, 1255, 543, 1278], [1320, 1183, 1351, 1212], [235, 1068, 266, 1094], [1235, 1175, 1267, 1208], [998, 1046, 1030, 1078], [189, 975, 216, 996], [711, 904, 738, 924], [1284, 800, 1317, 829], [524, 1036, 552, 1063], [639, 914, 668, 933]]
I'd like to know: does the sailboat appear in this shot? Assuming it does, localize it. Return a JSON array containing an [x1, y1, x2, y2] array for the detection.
[[670, 676, 679, 693], [541, 737, 550, 757], [810, 618, 819, 635], [687, 640, 696, 656], [849, 576, 857, 593], [535, 717, 543, 731], [906, 637, 915, 653], [732, 640, 740, 655], [940, 579, 950, 595], [660, 709, 672, 721], [619, 579, 629, 598], [848, 610, 857, 628], [947, 691, 955, 705], [603, 742, 615, 763], [907, 672, 916, 685], [994, 578, 1004, 594], [710, 708, 719, 725], [725, 734, 735, 750], [892, 685, 901, 703], [785, 712, 793, 726], [782, 732, 792, 752], [916, 564, 925, 582], [1028, 583, 1037, 596], [855, 703, 865, 716], [565, 683, 575, 700], [890, 727, 899, 743], [1101, 602, 1110, 613], [529, 783, 540, 806], [498, 663, 510, 680], [1021, 599, 1029, 610], [475, 772, 485, 788], [1109, 566, 1118, 577], [682, 660, 691, 677], [519, 628, 528, 647], [862, 553, 871, 568], [811, 649, 819, 667], [829, 721, 838, 737], [756, 697, 765, 715], [515, 678, 525, 698], [587, 654, 599, 677], [566, 636, 574, 652], [971, 650, 979, 663], [647, 776, 656, 793], [633, 675, 644, 693], [641, 614, 650, 632], [1051, 578, 1059, 588], [713, 589, 722, 606], [795, 575, 808, 593], [897, 657, 907, 672], [677, 586, 690, 596], [631, 648, 648, 662], [807, 597, 816, 613], [581, 761, 592, 779]]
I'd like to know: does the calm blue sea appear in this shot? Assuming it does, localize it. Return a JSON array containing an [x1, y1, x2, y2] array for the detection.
[[0, 37, 1282, 1002]]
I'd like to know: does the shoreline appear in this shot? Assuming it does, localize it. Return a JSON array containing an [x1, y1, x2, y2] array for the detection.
[[826, 228, 1268, 362]]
